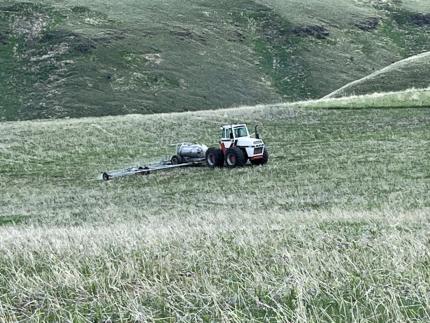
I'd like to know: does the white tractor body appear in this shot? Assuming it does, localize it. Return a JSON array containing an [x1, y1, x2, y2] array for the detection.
[[219, 124, 266, 161], [171, 124, 269, 168]]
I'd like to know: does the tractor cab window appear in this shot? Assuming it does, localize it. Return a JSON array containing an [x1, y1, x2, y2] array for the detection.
[[234, 126, 248, 138], [222, 128, 233, 140]]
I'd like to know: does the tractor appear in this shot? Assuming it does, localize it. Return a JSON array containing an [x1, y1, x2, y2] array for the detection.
[[206, 124, 269, 167], [101, 124, 269, 180]]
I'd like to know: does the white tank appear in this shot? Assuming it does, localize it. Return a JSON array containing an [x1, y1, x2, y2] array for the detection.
[[177, 143, 208, 158]]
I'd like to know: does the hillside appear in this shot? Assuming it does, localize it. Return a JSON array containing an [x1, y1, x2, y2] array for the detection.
[[0, 93, 429, 320], [1, 0, 430, 120], [326, 51, 430, 98]]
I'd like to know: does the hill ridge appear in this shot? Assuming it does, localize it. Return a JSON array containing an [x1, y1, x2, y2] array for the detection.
[[324, 51, 430, 98], [1, 0, 430, 120]]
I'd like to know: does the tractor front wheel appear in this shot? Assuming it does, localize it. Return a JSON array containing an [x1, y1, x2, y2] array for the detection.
[[226, 147, 246, 168], [206, 148, 224, 168]]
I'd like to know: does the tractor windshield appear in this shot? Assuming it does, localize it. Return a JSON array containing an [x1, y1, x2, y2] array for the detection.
[[234, 126, 249, 138]]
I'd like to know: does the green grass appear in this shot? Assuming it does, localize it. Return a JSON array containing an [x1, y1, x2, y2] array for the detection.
[[1, 0, 430, 120], [0, 92, 429, 320], [326, 52, 430, 98]]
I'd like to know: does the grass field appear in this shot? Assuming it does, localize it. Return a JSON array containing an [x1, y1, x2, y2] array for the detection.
[[0, 92, 429, 320]]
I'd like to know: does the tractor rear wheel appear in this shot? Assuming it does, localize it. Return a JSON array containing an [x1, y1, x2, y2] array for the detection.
[[226, 147, 246, 168], [206, 148, 224, 168], [251, 148, 269, 166]]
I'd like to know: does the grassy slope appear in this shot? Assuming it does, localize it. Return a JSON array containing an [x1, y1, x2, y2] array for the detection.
[[326, 52, 430, 98], [0, 94, 429, 320], [1, 0, 430, 120], [301, 87, 430, 109]]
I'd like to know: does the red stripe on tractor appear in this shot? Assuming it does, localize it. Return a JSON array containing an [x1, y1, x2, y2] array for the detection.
[[250, 155, 263, 160], [220, 142, 226, 154]]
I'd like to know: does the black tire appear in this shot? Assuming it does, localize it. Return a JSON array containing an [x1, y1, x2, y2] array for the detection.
[[206, 148, 224, 168], [226, 147, 246, 168], [171, 155, 182, 165], [251, 148, 269, 165], [102, 172, 110, 181]]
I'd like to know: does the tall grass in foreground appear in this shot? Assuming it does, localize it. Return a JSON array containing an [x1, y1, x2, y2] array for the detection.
[[0, 209, 429, 321]]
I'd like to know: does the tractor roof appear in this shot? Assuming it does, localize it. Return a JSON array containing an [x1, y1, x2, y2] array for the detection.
[[221, 124, 247, 129]]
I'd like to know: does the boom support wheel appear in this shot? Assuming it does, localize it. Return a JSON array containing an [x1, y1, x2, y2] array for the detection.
[[102, 172, 110, 181], [171, 155, 182, 165]]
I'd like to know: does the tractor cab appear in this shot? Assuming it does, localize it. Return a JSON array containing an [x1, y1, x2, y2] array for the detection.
[[205, 124, 269, 168], [221, 124, 249, 140]]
